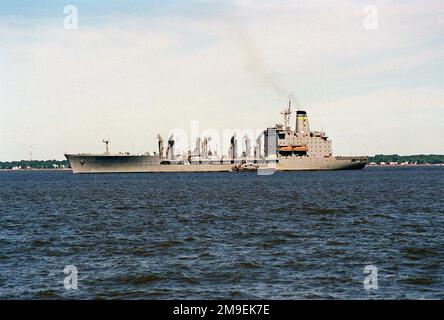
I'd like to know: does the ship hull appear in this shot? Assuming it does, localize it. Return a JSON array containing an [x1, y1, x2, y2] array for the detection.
[[65, 154, 367, 174], [277, 156, 367, 171]]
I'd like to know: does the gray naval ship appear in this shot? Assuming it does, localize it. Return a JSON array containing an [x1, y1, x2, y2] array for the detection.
[[65, 103, 367, 173]]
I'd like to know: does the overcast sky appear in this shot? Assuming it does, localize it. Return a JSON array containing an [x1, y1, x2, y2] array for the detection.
[[0, 0, 443, 160]]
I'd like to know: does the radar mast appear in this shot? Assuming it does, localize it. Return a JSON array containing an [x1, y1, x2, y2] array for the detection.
[[102, 139, 110, 154], [280, 101, 292, 129]]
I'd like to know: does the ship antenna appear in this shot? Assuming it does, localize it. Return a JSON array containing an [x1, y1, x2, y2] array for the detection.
[[280, 101, 292, 129], [102, 138, 110, 154]]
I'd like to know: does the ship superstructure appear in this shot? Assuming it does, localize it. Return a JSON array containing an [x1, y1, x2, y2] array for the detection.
[[65, 102, 367, 173], [265, 104, 332, 159]]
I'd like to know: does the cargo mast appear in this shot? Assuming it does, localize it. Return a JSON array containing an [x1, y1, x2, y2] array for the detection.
[[281, 101, 292, 129], [102, 139, 110, 154]]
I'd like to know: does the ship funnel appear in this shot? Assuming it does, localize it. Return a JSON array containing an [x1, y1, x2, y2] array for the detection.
[[295, 110, 310, 134]]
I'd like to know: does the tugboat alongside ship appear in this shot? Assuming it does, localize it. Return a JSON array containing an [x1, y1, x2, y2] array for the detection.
[[65, 102, 367, 173]]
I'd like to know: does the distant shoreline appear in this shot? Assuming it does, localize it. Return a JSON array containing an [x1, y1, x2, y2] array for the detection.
[[367, 163, 444, 167], [0, 168, 72, 172]]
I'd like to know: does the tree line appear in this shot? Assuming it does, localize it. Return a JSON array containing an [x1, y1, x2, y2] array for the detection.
[[368, 154, 444, 164], [0, 160, 70, 169]]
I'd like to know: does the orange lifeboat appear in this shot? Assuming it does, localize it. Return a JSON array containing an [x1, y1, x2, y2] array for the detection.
[[278, 145, 308, 152]]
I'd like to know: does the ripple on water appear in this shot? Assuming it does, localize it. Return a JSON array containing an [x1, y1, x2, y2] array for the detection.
[[401, 276, 437, 286], [270, 206, 292, 213], [132, 248, 154, 257], [237, 262, 259, 269], [303, 207, 341, 215], [402, 247, 438, 260], [261, 238, 289, 249], [121, 273, 162, 285], [152, 240, 182, 249], [36, 290, 59, 299], [31, 239, 50, 247]]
